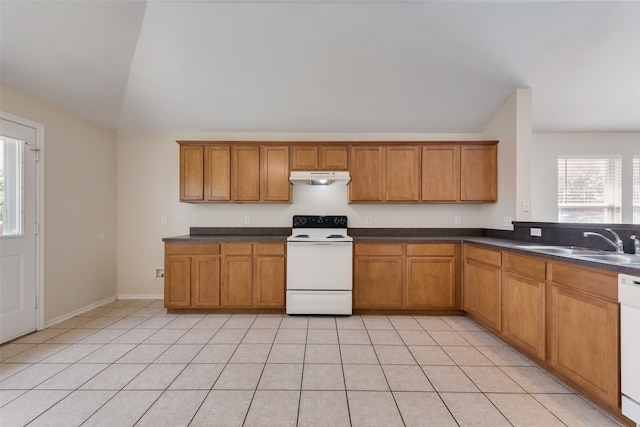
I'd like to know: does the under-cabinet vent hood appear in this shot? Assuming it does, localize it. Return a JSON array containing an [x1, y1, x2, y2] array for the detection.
[[289, 171, 351, 185]]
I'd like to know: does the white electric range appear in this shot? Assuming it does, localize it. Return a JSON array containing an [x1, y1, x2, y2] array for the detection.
[[286, 215, 353, 315]]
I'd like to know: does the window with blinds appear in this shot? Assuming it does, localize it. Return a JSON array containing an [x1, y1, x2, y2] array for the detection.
[[634, 156, 639, 224], [557, 156, 622, 223]]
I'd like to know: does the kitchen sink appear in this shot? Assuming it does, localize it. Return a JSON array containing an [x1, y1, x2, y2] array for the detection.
[[578, 254, 640, 265], [513, 245, 602, 256]]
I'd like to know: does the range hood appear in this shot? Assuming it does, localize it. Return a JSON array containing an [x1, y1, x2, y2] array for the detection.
[[289, 171, 351, 185]]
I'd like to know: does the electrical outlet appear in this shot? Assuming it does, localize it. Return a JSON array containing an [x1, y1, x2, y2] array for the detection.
[[530, 227, 542, 237], [454, 216, 461, 225], [503, 216, 512, 227], [244, 216, 251, 225], [160, 216, 167, 225], [522, 200, 531, 212], [365, 216, 372, 225], [155, 269, 164, 279]]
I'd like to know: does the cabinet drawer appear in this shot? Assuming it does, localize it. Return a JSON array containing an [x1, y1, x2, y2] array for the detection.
[[222, 242, 253, 255], [354, 243, 403, 256], [464, 244, 501, 266], [407, 243, 456, 257], [165, 242, 220, 255], [503, 253, 545, 280], [547, 261, 617, 301], [255, 242, 286, 255]]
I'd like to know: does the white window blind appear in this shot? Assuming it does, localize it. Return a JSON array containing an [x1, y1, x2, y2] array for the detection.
[[558, 156, 622, 223], [634, 156, 639, 224]]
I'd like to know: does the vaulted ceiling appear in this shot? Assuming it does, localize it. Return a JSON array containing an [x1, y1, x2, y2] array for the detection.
[[1, 1, 639, 133]]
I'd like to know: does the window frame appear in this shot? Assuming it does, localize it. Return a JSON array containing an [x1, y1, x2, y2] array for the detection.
[[557, 155, 622, 223]]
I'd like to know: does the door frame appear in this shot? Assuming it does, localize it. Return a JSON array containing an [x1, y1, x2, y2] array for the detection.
[[1, 111, 45, 332]]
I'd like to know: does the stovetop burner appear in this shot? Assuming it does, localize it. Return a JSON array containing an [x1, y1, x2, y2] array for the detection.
[[288, 215, 352, 243]]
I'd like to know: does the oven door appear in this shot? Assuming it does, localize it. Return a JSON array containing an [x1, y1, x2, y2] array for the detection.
[[286, 241, 352, 291]]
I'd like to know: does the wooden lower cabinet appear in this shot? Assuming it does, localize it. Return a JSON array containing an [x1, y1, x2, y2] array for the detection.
[[462, 248, 622, 418], [165, 243, 221, 308], [353, 242, 461, 310], [407, 244, 460, 308], [354, 256, 404, 308], [165, 241, 285, 309], [463, 245, 501, 331], [547, 262, 620, 409], [191, 256, 222, 307], [222, 255, 253, 307], [501, 253, 545, 360], [255, 255, 286, 307], [165, 255, 192, 308]]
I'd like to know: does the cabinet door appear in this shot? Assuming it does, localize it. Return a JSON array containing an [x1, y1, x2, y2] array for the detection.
[[165, 255, 192, 307], [232, 146, 260, 201], [354, 256, 403, 308], [222, 256, 253, 307], [290, 146, 318, 170], [180, 145, 204, 201], [422, 145, 459, 202], [204, 145, 230, 201], [548, 284, 619, 407], [320, 145, 348, 170], [349, 146, 385, 202], [407, 257, 456, 308], [460, 144, 497, 201], [191, 256, 221, 307], [463, 258, 501, 331], [386, 146, 420, 202], [261, 146, 290, 202], [502, 271, 545, 359], [254, 256, 285, 307]]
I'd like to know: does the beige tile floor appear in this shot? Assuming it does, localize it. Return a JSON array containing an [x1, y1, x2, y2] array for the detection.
[[0, 299, 625, 427]]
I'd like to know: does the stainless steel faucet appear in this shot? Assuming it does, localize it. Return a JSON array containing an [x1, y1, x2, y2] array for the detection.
[[632, 235, 640, 256], [583, 228, 624, 253]]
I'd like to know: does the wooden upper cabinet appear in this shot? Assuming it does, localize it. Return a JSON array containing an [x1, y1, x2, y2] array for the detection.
[[180, 145, 205, 201], [231, 146, 261, 201], [261, 146, 290, 202], [349, 146, 385, 202], [180, 141, 495, 204], [290, 144, 348, 171], [386, 146, 420, 202], [179, 142, 290, 204], [290, 145, 318, 170], [319, 145, 348, 170], [205, 145, 230, 201], [422, 145, 459, 202], [460, 144, 497, 201]]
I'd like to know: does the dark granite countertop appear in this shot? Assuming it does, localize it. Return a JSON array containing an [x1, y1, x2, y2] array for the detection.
[[162, 227, 640, 275], [463, 237, 640, 276], [163, 227, 290, 243], [163, 234, 288, 243]]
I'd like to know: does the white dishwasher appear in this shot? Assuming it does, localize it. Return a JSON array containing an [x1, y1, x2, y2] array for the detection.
[[620, 273, 640, 426]]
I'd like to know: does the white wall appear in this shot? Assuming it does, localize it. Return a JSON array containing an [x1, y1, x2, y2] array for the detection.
[[481, 88, 533, 230], [116, 131, 494, 297], [1, 84, 118, 322], [532, 132, 640, 222]]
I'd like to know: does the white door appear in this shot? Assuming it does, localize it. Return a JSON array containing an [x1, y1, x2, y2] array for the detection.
[[0, 117, 38, 343]]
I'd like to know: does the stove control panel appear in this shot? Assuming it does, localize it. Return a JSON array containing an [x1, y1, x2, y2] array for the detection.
[[293, 215, 348, 228]]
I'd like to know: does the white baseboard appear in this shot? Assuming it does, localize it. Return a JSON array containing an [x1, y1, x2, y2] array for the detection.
[[44, 295, 117, 328], [117, 294, 164, 300]]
